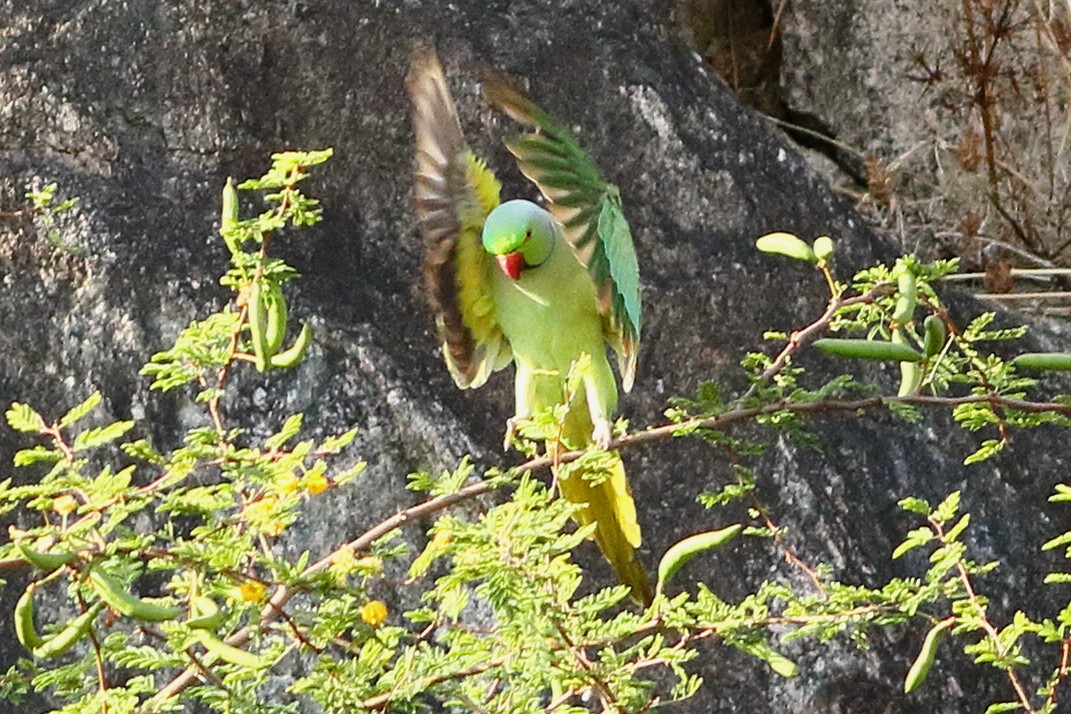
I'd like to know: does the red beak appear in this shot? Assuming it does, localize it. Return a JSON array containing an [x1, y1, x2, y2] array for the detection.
[[496, 252, 525, 280]]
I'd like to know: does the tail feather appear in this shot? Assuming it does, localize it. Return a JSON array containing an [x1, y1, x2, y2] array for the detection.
[[555, 450, 652, 606]]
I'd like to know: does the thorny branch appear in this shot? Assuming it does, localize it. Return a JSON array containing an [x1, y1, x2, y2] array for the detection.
[[930, 515, 1037, 711], [142, 263, 1071, 708], [142, 386, 1071, 709]]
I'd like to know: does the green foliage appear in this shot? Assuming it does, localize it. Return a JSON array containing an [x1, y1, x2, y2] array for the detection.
[[0, 153, 374, 712], [23, 182, 81, 253], [7, 165, 1071, 714]]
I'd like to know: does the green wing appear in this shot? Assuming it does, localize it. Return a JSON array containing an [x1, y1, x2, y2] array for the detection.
[[407, 47, 512, 389], [485, 76, 641, 391]]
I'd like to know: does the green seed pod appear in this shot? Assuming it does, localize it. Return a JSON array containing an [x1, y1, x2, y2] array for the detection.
[[220, 178, 240, 256], [893, 266, 917, 325], [894, 329, 922, 396], [922, 315, 946, 358], [812, 235, 835, 263], [1011, 353, 1071, 371], [756, 232, 817, 264], [32, 602, 104, 659], [14, 583, 44, 650], [15, 540, 75, 574], [766, 650, 799, 678], [812, 338, 923, 363], [656, 524, 742, 592], [186, 595, 224, 631], [263, 281, 288, 356], [269, 323, 312, 369], [247, 281, 272, 372], [905, 619, 954, 693], [88, 569, 182, 623], [195, 630, 266, 668]]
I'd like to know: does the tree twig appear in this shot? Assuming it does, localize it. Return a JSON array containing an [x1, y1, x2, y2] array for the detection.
[[142, 387, 1071, 709]]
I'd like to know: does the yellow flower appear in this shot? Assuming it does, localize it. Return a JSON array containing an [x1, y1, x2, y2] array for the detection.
[[360, 599, 388, 627], [243, 496, 277, 521], [305, 473, 329, 495], [242, 496, 287, 536], [328, 547, 358, 584], [276, 472, 301, 495], [238, 580, 267, 603], [334, 546, 356, 570], [356, 555, 382, 576], [431, 529, 453, 549], [53, 494, 78, 516]]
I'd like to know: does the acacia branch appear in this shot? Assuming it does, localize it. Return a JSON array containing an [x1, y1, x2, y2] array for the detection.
[[143, 387, 1071, 708], [1047, 638, 1071, 710], [360, 658, 505, 711], [739, 285, 887, 403], [930, 516, 1036, 712]]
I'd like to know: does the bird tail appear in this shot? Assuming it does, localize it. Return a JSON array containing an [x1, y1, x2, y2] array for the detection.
[[555, 449, 653, 606]]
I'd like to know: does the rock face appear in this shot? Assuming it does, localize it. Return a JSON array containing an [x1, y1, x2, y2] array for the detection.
[[779, 0, 955, 159], [0, 1, 1066, 712], [778, 0, 1071, 264]]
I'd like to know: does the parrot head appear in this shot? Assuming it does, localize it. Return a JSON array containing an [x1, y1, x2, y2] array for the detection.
[[482, 199, 557, 280]]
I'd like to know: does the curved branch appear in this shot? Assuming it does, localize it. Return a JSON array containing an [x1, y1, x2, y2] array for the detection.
[[143, 390, 1071, 708]]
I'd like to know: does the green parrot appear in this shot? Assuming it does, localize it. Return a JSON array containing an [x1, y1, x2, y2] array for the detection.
[[406, 48, 650, 605]]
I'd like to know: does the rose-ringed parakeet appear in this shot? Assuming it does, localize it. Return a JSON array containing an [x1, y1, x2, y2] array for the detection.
[[406, 48, 650, 605]]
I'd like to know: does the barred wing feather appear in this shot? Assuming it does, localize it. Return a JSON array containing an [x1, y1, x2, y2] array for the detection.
[[407, 48, 511, 388], [485, 76, 641, 390]]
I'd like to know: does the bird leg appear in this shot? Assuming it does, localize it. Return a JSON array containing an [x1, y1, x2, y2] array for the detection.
[[591, 416, 613, 450], [503, 416, 520, 452], [581, 366, 615, 450]]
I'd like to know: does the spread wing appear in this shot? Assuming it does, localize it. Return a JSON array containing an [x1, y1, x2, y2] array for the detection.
[[484, 76, 641, 391], [407, 47, 512, 389]]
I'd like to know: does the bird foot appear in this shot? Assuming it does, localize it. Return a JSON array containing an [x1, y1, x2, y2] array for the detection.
[[503, 417, 519, 452], [591, 417, 613, 450]]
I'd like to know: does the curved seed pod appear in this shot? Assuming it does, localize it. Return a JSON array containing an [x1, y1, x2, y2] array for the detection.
[[247, 281, 272, 372], [813, 338, 923, 363], [922, 315, 947, 358], [893, 266, 917, 325], [194, 630, 266, 668], [756, 232, 817, 263], [15, 540, 75, 573], [220, 178, 240, 256], [905, 619, 954, 693], [812, 236, 835, 263], [656, 524, 742, 592], [766, 650, 799, 678], [88, 570, 182, 623], [894, 329, 922, 397], [269, 324, 312, 369], [14, 583, 44, 650], [1011, 353, 1071, 371], [263, 281, 288, 355], [186, 595, 224, 630], [32, 602, 104, 659]]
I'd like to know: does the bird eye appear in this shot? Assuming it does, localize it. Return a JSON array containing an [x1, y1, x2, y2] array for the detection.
[[524, 229, 532, 242]]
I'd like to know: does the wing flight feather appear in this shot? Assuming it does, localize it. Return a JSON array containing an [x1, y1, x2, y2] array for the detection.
[[484, 75, 641, 390], [407, 48, 511, 388]]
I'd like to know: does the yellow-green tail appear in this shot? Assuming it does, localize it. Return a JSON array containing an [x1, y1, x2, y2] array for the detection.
[[555, 449, 652, 605]]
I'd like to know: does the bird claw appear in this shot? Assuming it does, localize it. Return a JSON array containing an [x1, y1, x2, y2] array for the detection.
[[591, 417, 613, 450], [503, 417, 519, 452]]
